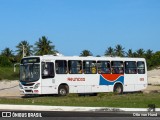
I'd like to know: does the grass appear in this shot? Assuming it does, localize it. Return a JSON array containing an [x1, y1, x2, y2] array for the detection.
[[0, 92, 159, 108], [0, 67, 19, 80]]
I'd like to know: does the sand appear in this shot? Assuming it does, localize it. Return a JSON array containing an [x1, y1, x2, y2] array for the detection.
[[0, 69, 160, 97], [148, 69, 160, 85], [0, 80, 21, 97]]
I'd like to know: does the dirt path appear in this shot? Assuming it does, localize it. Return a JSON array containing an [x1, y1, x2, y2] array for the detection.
[[0, 80, 21, 97]]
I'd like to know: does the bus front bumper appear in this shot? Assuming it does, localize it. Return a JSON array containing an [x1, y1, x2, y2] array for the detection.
[[20, 89, 40, 95]]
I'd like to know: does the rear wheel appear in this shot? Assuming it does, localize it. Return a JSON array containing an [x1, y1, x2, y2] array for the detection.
[[58, 85, 68, 96], [114, 84, 123, 94]]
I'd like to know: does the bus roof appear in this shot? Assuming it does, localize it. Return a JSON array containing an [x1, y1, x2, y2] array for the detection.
[[23, 55, 146, 61]]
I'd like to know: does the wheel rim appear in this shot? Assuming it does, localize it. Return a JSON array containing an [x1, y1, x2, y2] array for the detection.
[[115, 86, 122, 94], [59, 88, 67, 96], [116, 87, 121, 93]]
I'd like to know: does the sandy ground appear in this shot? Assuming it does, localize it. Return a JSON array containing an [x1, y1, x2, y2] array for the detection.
[[148, 69, 160, 85], [0, 69, 160, 97], [0, 80, 21, 97]]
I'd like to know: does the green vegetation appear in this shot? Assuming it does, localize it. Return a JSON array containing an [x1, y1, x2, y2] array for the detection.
[[0, 67, 19, 80], [80, 50, 93, 56], [0, 93, 159, 108]]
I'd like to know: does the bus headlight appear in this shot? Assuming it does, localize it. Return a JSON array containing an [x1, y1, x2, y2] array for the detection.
[[19, 83, 23, 89], [34, 83, 40, 89]]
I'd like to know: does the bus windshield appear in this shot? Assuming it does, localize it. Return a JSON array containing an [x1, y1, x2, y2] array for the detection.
[[20, 63, 40, 82]]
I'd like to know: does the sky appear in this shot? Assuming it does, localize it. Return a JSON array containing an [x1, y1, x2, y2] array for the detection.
[[0, 0, 160, 56]]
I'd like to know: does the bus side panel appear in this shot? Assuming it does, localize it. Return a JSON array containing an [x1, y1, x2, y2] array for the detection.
[[123, 74, 136, 92], [56, 74, 86, 93], [91, 85, 109, 93], [56, 74, 109, 94], [135, 73, 148, 91], [41, 78, 58, 94], [69, 85, 85, 93]]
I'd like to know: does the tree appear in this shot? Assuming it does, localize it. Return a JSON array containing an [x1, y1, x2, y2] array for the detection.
[[0, 56, 12, 67], [150, 51, 160, 68], [80, 50, 93, 56], [16, 40, 33, 58], [136, 49, 145, 57], [1, 47, 14, 58], [104, 47, 115, 56], [96, 55, 101, 57], [126, 49, 133, 57], [145, 49, 154, 69], [145, 49, 153, 60], [114, 44, 125, 57], [34, 36, 57, 55], [1, 47, 15, 63]]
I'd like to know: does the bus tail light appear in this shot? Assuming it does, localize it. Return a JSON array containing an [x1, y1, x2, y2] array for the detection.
[[34, 83, 40, 89]]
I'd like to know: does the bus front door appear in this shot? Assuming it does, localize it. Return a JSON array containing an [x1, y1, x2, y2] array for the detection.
[[41, 62, 55, 94]]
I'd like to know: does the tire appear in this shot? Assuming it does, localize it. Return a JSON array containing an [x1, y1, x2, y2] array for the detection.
[[114, 84, 123, 94], [58, 85, 68, 96]]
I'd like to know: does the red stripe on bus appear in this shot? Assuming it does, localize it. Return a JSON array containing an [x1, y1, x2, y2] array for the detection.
[[101, 74, 124, 81]]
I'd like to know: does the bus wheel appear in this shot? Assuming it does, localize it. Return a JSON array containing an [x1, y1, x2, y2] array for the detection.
[[58, 85, 68, 96], [114, 84, 123, 94]]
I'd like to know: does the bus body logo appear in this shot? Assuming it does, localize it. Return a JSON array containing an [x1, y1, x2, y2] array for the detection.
[[67, 77, 85, 81], [99, 74, 124, 85]]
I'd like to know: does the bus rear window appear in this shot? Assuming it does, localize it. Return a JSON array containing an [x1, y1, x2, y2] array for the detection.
[[137, 61, 145, 74]]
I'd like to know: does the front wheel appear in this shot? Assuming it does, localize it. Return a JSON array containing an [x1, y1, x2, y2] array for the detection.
[[58, 85, 68, 96], [114, 84, 123, 94]]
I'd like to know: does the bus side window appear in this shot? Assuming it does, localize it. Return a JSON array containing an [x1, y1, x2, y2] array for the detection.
[[83, 61, 97, 74], [137, 61, 145, 74], [111, 61, 124, 74], [55, 60, 67, 74], [125, 61, 137, 74], [42, 62, 54, 79], [68, 60, 82, 74], [97, 61, 111, 74]]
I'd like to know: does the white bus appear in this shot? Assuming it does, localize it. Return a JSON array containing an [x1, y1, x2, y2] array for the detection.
[[19, 55, 147, 96]]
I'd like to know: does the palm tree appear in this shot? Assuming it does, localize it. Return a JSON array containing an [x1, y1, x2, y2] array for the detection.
[[104, 47, 115, 56], [80, 50, 93, 56], [136, 49, 145, 57], [145, 49, 153, 59], [127, 49, 133, 57], [114, 44, 125, 57], [16, 40, 33, 57], [34, 36, 57, 55], [1, 47, 14, 58], [1, 47, 15, 63], [145, 49, 154, 69]]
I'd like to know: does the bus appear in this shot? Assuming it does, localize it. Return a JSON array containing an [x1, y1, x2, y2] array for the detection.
[[19, 55, 147, 96]]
